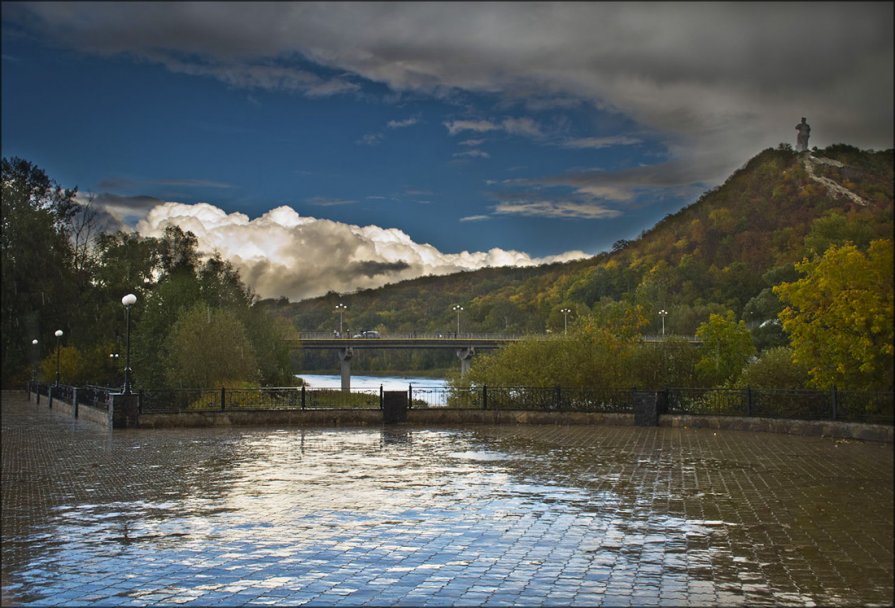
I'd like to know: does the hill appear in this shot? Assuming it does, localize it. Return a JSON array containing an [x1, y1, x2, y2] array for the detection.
[[262, 143, 893, 371]]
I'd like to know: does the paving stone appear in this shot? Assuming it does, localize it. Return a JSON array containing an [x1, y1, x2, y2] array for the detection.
[[2, 390, 892, 607]]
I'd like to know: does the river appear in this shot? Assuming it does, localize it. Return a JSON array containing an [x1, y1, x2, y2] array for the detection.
[[296, 374, 449, 391], [296, 374, 450, 407]]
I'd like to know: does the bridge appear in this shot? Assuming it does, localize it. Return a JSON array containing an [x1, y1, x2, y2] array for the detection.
[[286, 333, 520, 389], [287, 332, 701, 391]]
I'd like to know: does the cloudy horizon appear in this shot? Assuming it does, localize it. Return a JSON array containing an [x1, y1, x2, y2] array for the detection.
[[129, 200, 588, 302]]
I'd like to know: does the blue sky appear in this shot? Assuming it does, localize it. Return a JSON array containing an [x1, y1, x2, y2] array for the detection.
[[2, 3, 892, 301]]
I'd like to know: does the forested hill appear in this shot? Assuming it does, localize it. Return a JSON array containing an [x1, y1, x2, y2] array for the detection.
[[264, 144, 893, 340]]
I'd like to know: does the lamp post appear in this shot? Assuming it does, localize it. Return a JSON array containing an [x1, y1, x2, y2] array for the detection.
[[54, 330, 63, 386], [122, 293, 137, 394], [452, 305, 463, 337], [560, 308, 572, 335], [31, 339, 38, 382], [109, 353, 120, 387], [659, 309, 668, 337], [335, 303, 348, 337]]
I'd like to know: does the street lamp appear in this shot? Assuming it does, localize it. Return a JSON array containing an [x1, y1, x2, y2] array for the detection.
[[335, 303, 348, 337], [109, 353, 120, 386], [31, 339, 38, 383], [122, 293, 137, 394], [452, 305, 464, 336], [54, 330, 63, 386], [560, 308, 572, 335], [659, 309, 668, 337]]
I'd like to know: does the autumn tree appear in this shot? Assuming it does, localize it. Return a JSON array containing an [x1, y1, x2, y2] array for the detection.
[[164, 304, 259, 388], [694, 311, 756, 386], [735, 346, 809, 389], [774, 240, 894, 390]]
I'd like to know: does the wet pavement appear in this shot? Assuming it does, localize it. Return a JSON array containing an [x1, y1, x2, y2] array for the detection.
[[2, 390, 893, 607]]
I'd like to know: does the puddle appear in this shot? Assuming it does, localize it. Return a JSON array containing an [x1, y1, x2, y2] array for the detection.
[[2, 421, 892, 606]]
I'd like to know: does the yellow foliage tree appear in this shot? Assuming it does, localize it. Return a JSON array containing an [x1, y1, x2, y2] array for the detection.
[[773, 240, 894, 390], [164, 304, 260, 388]]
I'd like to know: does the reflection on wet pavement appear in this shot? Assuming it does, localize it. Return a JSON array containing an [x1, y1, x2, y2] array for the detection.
[[2, 392, 892, 606]]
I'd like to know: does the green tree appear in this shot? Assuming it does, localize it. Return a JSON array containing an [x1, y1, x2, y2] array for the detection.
[[629, 337, 701, 388], [133, 272, 202, 387], [735, 346, 809, 389], [804, 211, 875, 256], [774, 240, 894, 390], [40, 346, 85, 386], [695, 311, 756, 386], [242, 308, 299, 386], [457, 316, 641, 389], [198, 253, 254, 309], [164, 304, 259, 388], [1, 157, 79, 385]]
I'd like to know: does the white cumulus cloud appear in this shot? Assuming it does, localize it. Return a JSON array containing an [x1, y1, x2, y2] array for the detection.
[[135, 202, 587, 302]]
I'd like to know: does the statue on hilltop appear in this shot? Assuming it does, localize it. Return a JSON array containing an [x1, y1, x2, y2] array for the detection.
[[795, 117, 811, 152]]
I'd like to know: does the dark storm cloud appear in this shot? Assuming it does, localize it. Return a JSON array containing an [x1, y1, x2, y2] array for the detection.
[[87, 192, 163, 211], [349, 260, 412, 278], [8, 2, 892, 200], [74, 192, 164, 231], [532, 158, 726, 203]]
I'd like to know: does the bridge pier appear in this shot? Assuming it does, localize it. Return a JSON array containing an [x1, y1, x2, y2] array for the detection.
[[339, 347, 353, 392], [456, 347, 475, 377]]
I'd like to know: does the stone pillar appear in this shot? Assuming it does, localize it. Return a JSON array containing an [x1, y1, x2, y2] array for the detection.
[[111, 393, 140, 428], [339, 347, 353, 392], [633, 391, 661, 426], [456, 347, 475, 377], [382, 391, 408, 424]]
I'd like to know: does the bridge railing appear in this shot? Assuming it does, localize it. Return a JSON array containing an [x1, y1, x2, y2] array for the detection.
[[297, 332, 526, 341], [295, 332, 700, 342]]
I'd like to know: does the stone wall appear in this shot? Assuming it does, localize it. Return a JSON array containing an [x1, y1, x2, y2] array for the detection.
[[29, 389, 110, 429], [660, 414, 893, 443], [408, 409, 635, 427], [78, 402, 111, 428], [16, 390, 893, 442], [137, 409, 383, 428], [133, 408, 892, 442]]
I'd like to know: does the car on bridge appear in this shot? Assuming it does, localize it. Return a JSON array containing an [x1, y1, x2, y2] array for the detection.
[[352, 330, 381, 339]]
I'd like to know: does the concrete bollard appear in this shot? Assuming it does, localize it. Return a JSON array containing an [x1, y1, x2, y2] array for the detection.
[[111, 393, 141, 428]]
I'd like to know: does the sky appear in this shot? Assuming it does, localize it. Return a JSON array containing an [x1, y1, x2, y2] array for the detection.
[[2, 2, 893, 302]]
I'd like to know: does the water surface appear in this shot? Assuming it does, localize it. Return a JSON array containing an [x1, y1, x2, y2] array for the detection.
[[2, 394, 892, 606]]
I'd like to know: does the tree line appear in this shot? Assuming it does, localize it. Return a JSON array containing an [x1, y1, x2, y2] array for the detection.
[[4, 151, 891, 394], [2, 157, 295, 389]]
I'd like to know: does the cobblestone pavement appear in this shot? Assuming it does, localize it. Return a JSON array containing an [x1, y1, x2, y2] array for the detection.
[[2, 390, 893, 607]]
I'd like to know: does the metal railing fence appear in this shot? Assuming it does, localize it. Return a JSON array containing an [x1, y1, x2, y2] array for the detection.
[[25, 380, 893, 426], [77, 385, 114, 411], [666, 386, 893, 425], [138, 386, 384, 413]]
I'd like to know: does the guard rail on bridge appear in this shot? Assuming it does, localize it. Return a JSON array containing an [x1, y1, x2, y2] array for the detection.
[[290, 332, 701, 347], [291, 332, 521, 350]]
